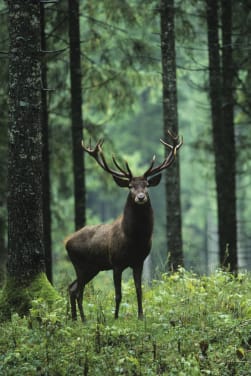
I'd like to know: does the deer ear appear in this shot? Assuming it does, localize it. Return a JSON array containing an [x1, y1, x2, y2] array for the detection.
[[147, 174, 162, 187], [112, 176, 130, 187]]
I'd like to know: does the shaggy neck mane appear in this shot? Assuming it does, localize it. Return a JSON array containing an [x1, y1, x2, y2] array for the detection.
[[122, 193, 154, 239]]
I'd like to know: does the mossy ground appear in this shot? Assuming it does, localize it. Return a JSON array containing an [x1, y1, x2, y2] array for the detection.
[[0, 272, 61, 322]]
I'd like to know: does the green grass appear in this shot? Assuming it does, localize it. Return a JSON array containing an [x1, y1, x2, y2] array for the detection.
[[1, 269, 251, 375]]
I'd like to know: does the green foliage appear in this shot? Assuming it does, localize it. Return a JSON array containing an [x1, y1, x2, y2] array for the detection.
[[1, 271, 251, 375], [1, 0, 251, 284], [0, 273, 61, 322]]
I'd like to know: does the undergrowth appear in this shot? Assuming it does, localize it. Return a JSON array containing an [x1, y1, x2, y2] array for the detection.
[[1, 269, 251, 375]]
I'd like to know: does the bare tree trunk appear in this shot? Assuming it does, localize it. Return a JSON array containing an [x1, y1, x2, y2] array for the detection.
[[41, 3, 53, 283], [68, 0, 86, 230], [0, 216, 7, 287], [220, 0, 237, 272], [206, 0, 237, 272], [206, 0, 222, 268], [0, 1, 58, 321], [159, 0, 183, 271], [7, 1, 45, 280]]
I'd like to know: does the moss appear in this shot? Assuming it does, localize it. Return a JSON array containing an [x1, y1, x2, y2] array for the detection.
[[0, 272, 61, 322]]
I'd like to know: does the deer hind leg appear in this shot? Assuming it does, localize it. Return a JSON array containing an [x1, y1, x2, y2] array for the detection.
[[68, 280, 78, 321], [113, 268, 122, 319], [69, 280, 86, 322], [68, 278, 86, 322], [133, 264, 144, 320], [76, 283, 85, 322], [70, 268, 99, 322]]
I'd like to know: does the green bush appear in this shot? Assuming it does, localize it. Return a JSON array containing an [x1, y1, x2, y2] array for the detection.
[[1, 270, 251, 375]]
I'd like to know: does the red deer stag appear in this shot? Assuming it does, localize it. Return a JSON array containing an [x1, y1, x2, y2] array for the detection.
[[65, 131, 182, 321]]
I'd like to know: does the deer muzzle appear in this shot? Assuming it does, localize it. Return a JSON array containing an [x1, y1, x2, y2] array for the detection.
[[135, 192, 147, 205]]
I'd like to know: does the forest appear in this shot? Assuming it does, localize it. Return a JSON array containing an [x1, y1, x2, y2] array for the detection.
[[0, 0, 251, 374], [0, 0, 251, 282]]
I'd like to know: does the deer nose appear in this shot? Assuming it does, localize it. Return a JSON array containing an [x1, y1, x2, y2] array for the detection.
[[137, 192, 146, 202]]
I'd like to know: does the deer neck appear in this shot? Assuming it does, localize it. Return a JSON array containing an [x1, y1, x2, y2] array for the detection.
[[122, 193, 154, 239]]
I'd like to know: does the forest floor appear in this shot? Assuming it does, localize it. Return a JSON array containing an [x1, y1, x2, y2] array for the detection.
[[1, 269, 251, 375]]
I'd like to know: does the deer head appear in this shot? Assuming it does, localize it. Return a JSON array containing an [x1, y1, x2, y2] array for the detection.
[[81, 130, 183, 205]]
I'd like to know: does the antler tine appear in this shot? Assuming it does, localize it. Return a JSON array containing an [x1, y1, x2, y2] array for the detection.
[[125, 161, 133, 178], [160, 138, 173, 150], [112, 155, 132, 179], [98, 148, 119, 175], [176, 135, 183, 150], [167, 129, 179, 140], [160, 134, 183, 152], [143, 131, 183, 178], [81, 138, 132, 180], [143, 155, 156, 178], [160, 133, 183, 166], [81, 138, 103, 156]]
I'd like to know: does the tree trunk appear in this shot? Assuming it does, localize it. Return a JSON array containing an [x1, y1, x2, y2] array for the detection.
[[0, 0, 58, 321], [68, 0, 86, 230], [206, 0, 223, 267], [206, 0, 237, 272], [159, 0, 183, 271], [7, 1, 44, 280], [220, 0, 237, 272], [41, 3, 53, 283], [0, 216, 7, 288]]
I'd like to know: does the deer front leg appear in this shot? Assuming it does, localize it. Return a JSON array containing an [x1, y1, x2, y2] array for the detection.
[[133, 264, 144, 319], [113, 268, 122, 319], [76, 284, 85, 322], [74, 269, 99, 322], [69, 280, 86, 322], [68, 280, 78, 320]]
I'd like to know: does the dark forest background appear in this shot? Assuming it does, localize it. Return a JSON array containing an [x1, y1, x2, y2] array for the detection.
[[0, 0, 251, 286]]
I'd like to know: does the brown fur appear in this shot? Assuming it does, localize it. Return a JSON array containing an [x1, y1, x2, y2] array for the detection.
[[66, 175, 160, 321], [67, 135, 182, 321]]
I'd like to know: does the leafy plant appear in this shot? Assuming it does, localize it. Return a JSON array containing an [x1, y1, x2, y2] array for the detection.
[[1, 270, 251, 375]]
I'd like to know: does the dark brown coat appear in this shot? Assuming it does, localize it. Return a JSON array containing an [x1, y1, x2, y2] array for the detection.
[[66, 176, 159, 321], [66, 135, 182, 321]]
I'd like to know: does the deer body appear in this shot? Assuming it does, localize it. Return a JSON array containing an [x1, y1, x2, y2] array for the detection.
[[66, 203, 153, 270], [66, 134, 182, 321]]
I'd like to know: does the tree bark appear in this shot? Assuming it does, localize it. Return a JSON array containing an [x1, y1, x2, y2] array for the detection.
[[206, 0, 223, 267], [0, 0, 58, 321], [41, 3, 53, 283], [159, 0, 183, 271], [68, 0, 86, 230], [7, 1, 45, 280], [220, 0, 237, 272], [0, 217, 7, 287], [206, 0, 237, 272]]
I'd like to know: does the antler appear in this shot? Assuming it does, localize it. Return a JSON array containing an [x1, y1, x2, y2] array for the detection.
[[81, 139, 132, 180], [143, 130, 183, 178]]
